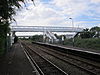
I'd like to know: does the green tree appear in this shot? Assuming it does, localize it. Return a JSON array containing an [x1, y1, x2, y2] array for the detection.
[[80, 28, 95, 38], [31, 35, 43, 42], [0, 0, 34, 55], [90, 26, 100, 38]]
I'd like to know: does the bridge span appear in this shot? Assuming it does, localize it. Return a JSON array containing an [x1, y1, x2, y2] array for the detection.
[[10, 26, 84, 45], [11, 26, 83, 32]]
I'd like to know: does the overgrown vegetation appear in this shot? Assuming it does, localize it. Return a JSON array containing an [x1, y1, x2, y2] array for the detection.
[[75, 38, 100, 50], [0, 22, 10, 55], [64, 38, 100, 50], [0, 0, 34, 56], [31, 35, 43, 42], [64, 26, 100, 50], [79, 27, 100, 38]]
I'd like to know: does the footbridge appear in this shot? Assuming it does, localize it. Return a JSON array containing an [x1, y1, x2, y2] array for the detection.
[[11, 26, 83, 32], [10, 26, 83, 44]]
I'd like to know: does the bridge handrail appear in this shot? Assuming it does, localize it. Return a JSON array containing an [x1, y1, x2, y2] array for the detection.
[[11, 26, 83, 32]]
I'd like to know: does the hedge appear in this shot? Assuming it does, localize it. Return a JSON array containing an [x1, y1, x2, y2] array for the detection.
[[64, 38, 100, 50]]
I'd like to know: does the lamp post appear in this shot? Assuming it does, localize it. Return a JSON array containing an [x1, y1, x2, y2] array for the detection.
[[69, 18, 74, 28], [69, 18, 74, 47], [43, 27, 46, 43]]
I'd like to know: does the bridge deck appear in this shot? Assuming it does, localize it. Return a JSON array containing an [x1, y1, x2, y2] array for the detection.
[[11, 26, 83, 32]]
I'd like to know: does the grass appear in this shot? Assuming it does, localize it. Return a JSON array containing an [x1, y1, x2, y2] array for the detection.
[[64, 38, 100, 50]]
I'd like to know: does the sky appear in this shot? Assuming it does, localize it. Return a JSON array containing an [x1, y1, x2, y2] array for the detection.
[[12, 0, 100, 36], [12, 0, 100, 28]]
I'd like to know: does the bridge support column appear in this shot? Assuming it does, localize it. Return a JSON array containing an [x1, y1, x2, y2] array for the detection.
[[11, 31, 16, 45]]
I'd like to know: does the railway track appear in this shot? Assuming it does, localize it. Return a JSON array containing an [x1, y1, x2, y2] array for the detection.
[[32, 42, 100, 62], [21, 41, 100, 75], [31, 43, 100, 75], [21, 42, 68, 75]]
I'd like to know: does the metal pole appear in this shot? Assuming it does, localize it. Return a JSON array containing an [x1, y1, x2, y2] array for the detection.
[[69, 18, 74, 28], [69, 18, 74, 47], [43, 27, 45, 43]]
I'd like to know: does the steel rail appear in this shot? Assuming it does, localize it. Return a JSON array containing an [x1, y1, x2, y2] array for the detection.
[[20, 42, 44, 75], [32, 43, 99, 75], [33, 42, 100, 62], [35, 43, 100, 68], [22, 42, 68, 75]]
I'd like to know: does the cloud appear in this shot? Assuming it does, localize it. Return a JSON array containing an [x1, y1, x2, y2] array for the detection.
[[11, 0, 100, 28], [90, 0, 100, 3]]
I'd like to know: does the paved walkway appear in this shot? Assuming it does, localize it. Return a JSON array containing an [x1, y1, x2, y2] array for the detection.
[[0, 42, 36, 75]]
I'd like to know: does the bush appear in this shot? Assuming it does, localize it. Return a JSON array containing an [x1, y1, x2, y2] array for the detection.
[[64, 38, 100, 50], [64, 38, 73, 46], [75, 38, 100, 50]]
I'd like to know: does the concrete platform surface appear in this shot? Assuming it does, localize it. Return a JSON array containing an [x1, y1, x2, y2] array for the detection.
[[0, 42, 36, 75]]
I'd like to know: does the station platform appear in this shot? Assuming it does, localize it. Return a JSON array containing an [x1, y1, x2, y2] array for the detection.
[[56, 44, 100, 54], [44, 42, 100, 54], [35, 42, 100, 55], [0, 42, 36, 75]]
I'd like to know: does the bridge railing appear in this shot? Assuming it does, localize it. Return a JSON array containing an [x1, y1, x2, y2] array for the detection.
[[11, 26, 83, 32]]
